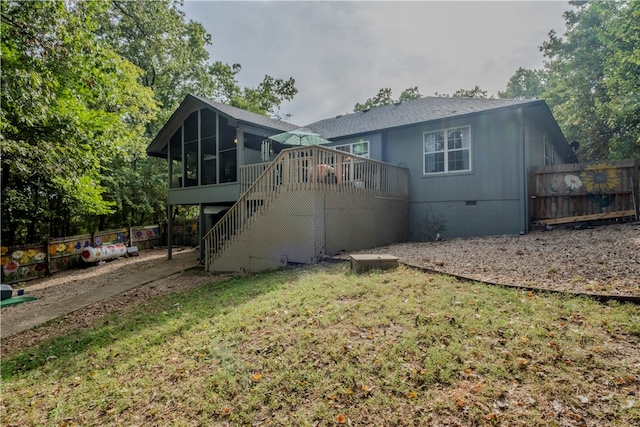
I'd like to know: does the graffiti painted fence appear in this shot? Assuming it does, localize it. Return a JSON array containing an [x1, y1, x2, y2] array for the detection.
[[2, 225, 160, 284], [530, 158, 639, 225]]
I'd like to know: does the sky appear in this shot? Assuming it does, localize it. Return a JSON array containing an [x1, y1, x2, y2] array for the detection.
[[179, 1, 572, 126]]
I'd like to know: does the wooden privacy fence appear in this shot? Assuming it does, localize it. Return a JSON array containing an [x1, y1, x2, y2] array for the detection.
[[530, 159, 639, 225], [1, 224, 164, 285]]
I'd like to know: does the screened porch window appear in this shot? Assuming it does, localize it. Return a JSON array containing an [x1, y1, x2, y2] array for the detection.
[[183, 111, 199, 187], [424, 126, 471, 174], [169, 128, 182, 189], [201, 108, 217, 185]]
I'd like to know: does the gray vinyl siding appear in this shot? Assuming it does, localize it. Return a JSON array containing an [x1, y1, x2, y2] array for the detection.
[[383, 109, 526, 239]]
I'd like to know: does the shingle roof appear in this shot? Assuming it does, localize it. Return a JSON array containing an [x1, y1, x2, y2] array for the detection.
[[147, 94, 301, 157], [304, 96, 538, 139], [190, 94, 300, 132]]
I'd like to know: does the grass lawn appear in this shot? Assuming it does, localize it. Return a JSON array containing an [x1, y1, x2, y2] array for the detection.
[[1, 263, 639, 426]]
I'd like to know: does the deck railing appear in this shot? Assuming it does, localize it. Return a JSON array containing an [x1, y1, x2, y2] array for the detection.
[[239, 162, 271, 195], [205, 145, 409, 269]]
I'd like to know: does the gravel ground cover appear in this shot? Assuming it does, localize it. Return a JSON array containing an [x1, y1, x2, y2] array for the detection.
[[351, 221, 639, 298]]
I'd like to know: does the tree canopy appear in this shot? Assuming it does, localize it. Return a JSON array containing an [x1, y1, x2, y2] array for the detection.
[[499, 1, 639, 161], [1, 0, 298, 246], [498, 67, 546, 100], [538, 0, 640, 161], [354, 85, 492, 112], [1, 0, 158, 244], [354, 87, 422, 112]]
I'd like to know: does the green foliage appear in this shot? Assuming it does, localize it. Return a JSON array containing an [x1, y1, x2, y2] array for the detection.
[[96, 0, 216, 133], [354, 86, 422, 111], [498, 67, 547, 99], [1, 0, 158, 244], [436, 85, 491, 99], [539, 1, 640, 161], [211, 62, 298, 119], [398, 86, 422, 102]]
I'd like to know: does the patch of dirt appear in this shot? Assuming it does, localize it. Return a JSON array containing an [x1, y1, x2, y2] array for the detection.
[[1, 249, 233, 355], [360, 221, 640, 298]]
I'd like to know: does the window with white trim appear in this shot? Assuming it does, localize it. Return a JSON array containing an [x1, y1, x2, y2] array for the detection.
[[423, 126, 471, 174], [335, 141, 369, 158], [334, 141, 369, 184]]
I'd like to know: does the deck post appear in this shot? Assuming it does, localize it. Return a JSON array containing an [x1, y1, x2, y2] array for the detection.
[[167, 204, 173, 260]]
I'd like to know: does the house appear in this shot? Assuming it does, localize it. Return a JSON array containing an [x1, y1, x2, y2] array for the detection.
[[147, 95, 578, 271]]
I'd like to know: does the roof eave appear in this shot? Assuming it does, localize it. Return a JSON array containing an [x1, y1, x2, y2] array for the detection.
[[320, 100, 543, 140]]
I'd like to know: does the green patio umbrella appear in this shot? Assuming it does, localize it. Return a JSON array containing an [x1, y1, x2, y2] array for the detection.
[[269, 128, 332, 146]]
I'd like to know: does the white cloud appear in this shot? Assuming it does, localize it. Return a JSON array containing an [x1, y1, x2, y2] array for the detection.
[[181, 1, 570, 125]]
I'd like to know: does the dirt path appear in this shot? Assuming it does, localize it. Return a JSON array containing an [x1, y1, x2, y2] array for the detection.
[[1, 248, 199, 339]]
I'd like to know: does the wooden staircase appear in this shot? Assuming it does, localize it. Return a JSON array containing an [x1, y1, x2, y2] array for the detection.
[[203, 146, 409, 272]]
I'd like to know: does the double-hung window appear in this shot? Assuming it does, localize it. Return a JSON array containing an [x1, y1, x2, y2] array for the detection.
[[423, 126, 471, 174]]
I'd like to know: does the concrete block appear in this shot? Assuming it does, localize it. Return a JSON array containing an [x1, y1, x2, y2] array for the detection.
[[350, 254, 399, 274]]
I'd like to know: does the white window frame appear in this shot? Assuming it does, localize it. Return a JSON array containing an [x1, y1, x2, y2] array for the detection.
[[334, 141, 370, 158], [334, 141, 370, 183], [423, 126, 471, 175]]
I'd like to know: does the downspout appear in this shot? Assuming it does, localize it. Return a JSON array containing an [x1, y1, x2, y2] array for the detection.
[[517, 107, 527, 235]]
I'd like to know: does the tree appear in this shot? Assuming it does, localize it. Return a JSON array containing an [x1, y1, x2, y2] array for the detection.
[[540, 1, 640, 161], [436, 85, 491, 99], [92, 1, 298, 231], [398, 86, 422, 102], [1, 0, 158, 245], [498, 67, 547, 99], [354, 86, 422, 112], [211, 61, 298, 120]]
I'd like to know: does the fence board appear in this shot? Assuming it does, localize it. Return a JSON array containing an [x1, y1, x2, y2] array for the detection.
[[131, 225, 161, 250], [1, 243, 48, 284], [530, 159, 639, 224], [2, 224, 167, 284], [48, 234, 93, 274]]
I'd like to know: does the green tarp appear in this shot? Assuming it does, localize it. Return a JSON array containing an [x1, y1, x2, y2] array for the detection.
[[0, 296, 37, 307]]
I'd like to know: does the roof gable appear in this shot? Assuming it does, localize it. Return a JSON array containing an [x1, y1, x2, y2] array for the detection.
[[304, 97, 538, 139], [189, 95, 300, 132], [147, 94, 300, 156]]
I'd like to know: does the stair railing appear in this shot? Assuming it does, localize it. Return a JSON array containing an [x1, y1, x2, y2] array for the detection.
[[205, 145, 409, 269]]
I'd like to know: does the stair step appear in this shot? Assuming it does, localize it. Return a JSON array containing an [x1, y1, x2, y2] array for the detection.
[[350, 254, 399, 274]]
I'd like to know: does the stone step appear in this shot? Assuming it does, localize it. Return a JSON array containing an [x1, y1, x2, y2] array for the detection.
[[350, 254, 399, 274]]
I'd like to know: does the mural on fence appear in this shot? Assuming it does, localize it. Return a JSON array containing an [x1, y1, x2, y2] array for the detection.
[[1, 223, 193, 284], [171, 221, 198, 246], [1, 245, 48, 283], [132, 227, 159, 242], [531, 159, 638, 222], [131, 225, 161, 249], [94, 229, 129, 246], [560, 163, 623, 212], [48, 235, 93, 273]]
